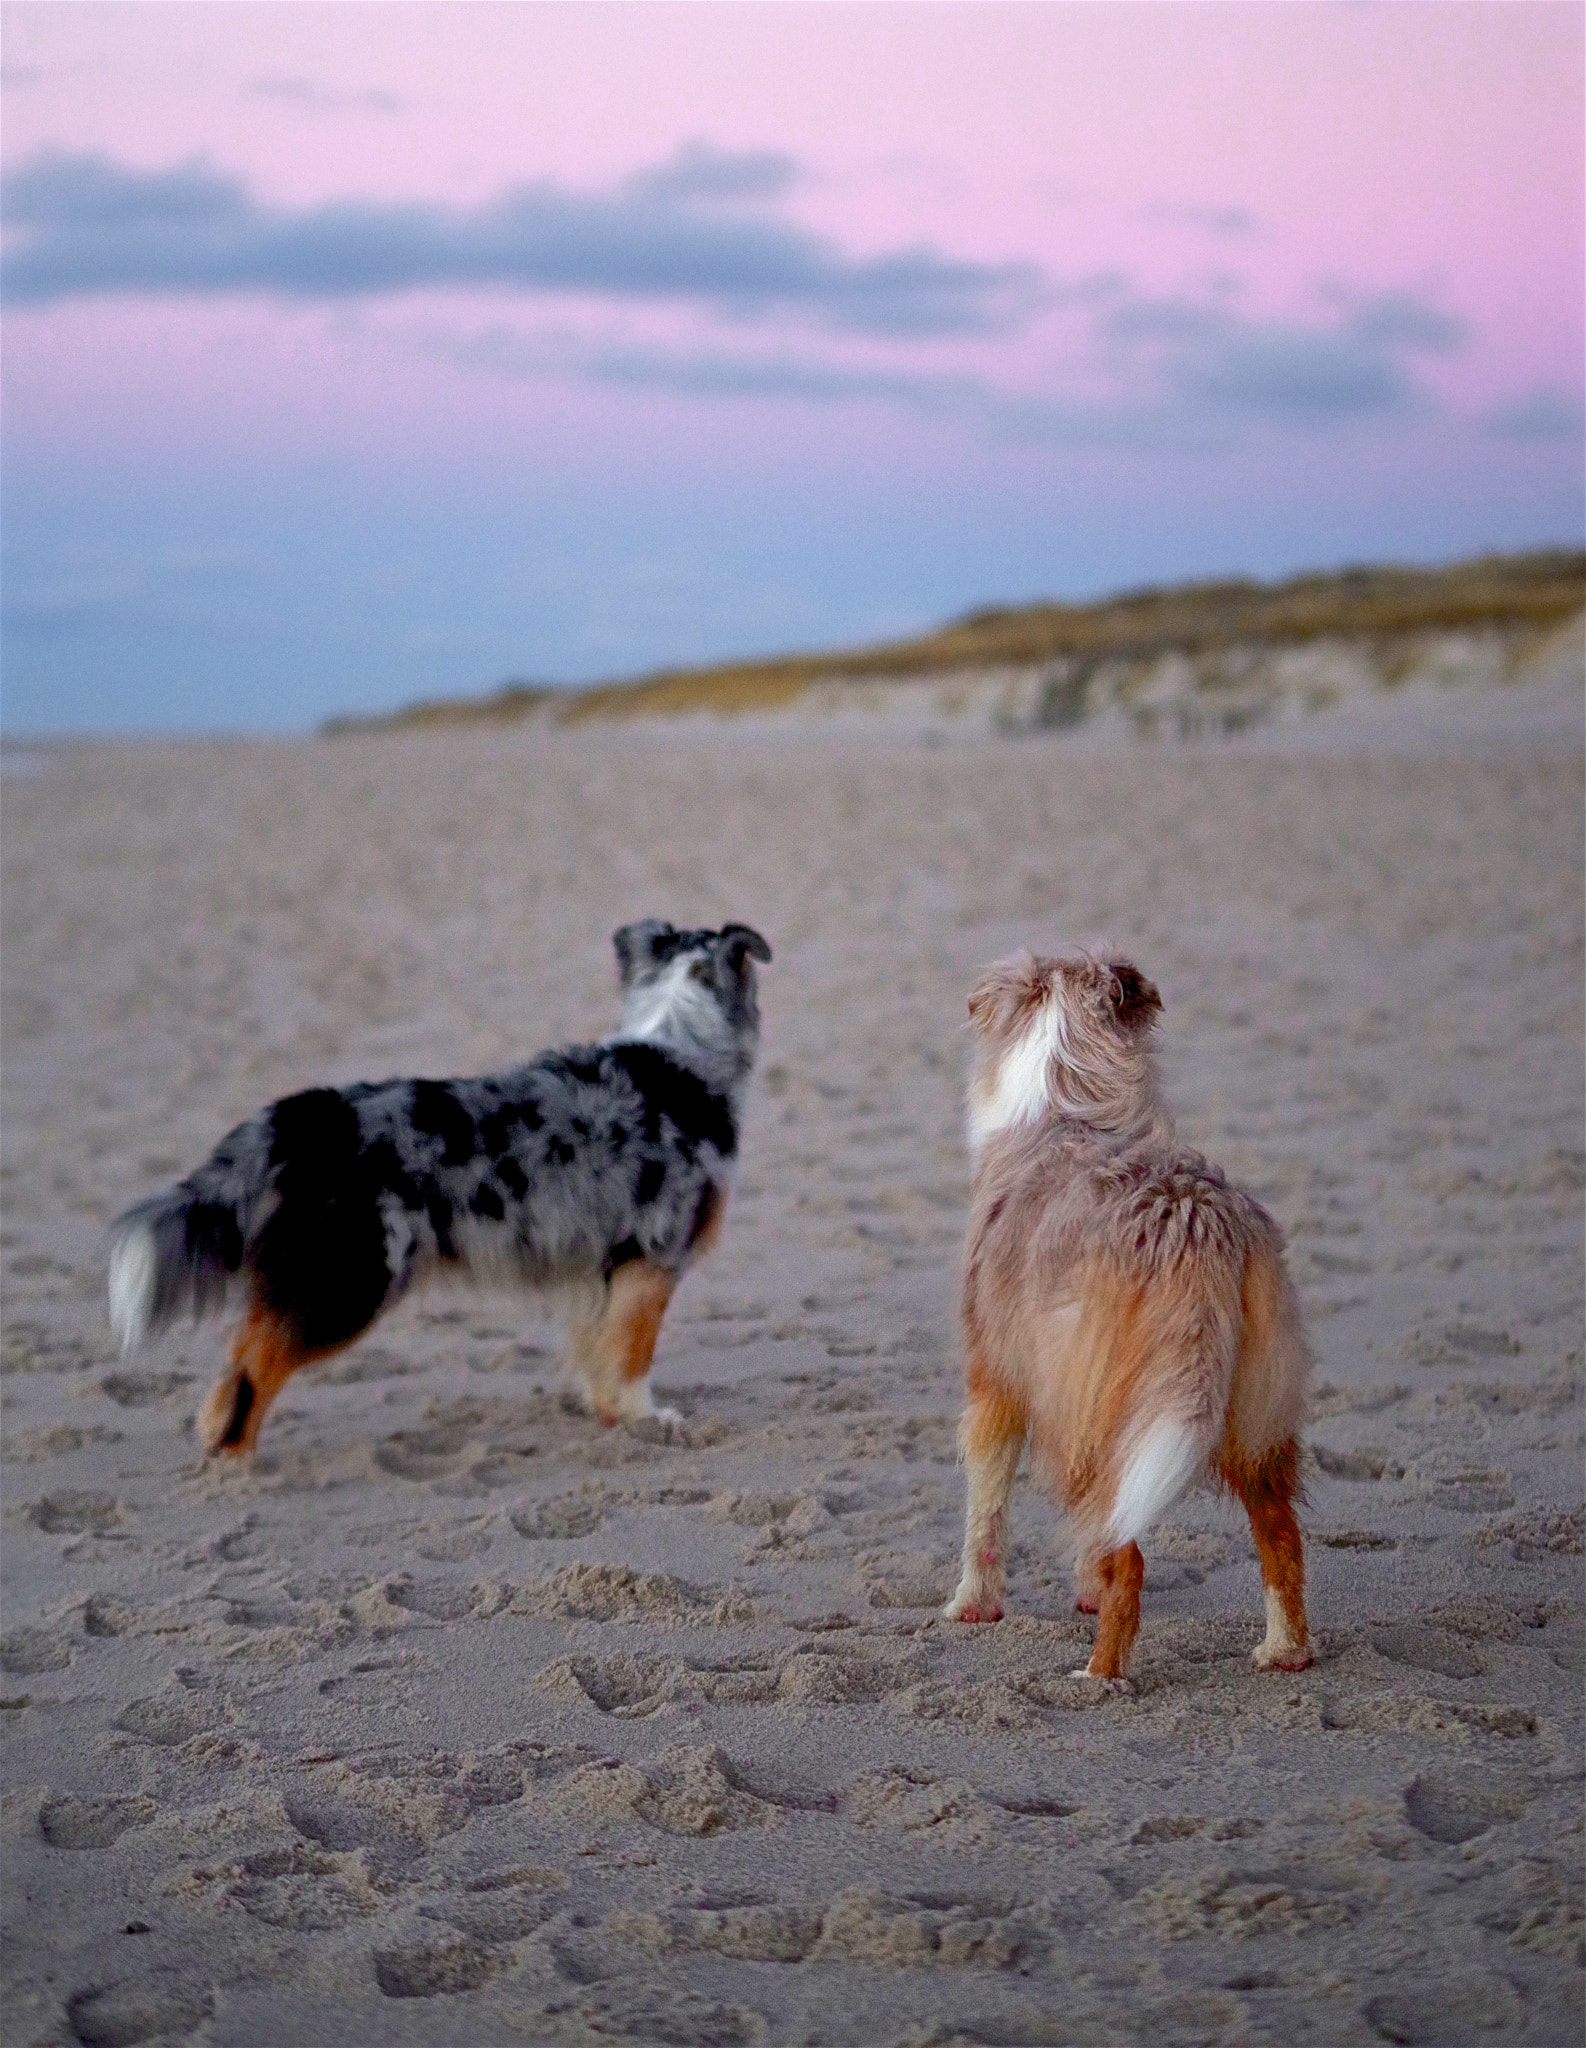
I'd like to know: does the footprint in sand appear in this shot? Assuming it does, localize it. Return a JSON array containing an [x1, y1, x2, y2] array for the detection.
[[82, 1595, 136, 1638], [385, 1577, 480, 1621], [25, 1491, 123, 1535], [1312, 1445, 1403, 1481], [554, 1743, 782, 1837], [1430, 1470, 1515, 1513], [38, 1792, 157, 1850], [66, 1975, 213, 2047], [511, 1494, 606, 1539], [373, 1933, 502, 1998], [1402, 1771, 1532, 1844], [538, 1651, 681, 1716], [225, 1844, 386, 1930], [373, 1426, 471, 1481], [1397, 1322, 1521, 1366], [567, 1988, 766, 2046], [412, 1520, 494, 1561], [1367, 1624, 1485, 1679], [418, 1870, 565, 1945], [4, 1423, 124, 1462], [1364, 1974, 1523, 2043], [0, 1626, 74, 1675], [114, 1676, 226, 1747], [868, 1575, 947, 1610]]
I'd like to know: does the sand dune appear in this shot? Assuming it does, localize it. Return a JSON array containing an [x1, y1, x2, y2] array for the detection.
[[327, 549, 1584, 736], [2, 657, 1582, 2045]]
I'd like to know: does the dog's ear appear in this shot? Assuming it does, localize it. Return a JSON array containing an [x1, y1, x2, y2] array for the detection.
[[966, 974, 1001, 1031], [613, 920, 675, 986], [968, 952, 1044, 1035], [1107, 960, 1162, 1029], [715, 924, 772, 973]]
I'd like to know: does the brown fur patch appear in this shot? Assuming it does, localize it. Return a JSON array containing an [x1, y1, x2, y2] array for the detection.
[[685, 1183, 728, 1262], [568, 1260, 679, 1417], [966, 952, 1050, 1039], [1223, 1440, 1310, 1666], [198, 1300, 344, 1457], [1086, 1542, 1145, 1678], [1224, 1244, 1310, 1468], [610, 1262, 677, 1384], [959, 1373, 1028, 1456], [1107, 960, 1162, 1028]]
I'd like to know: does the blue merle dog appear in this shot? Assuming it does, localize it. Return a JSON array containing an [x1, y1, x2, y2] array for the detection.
[[108, 921, 772, 1455]]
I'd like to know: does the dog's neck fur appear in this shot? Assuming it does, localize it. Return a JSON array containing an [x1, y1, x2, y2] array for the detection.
[[968, 992, 1169, 1158], [615, 957, 757, 1101]]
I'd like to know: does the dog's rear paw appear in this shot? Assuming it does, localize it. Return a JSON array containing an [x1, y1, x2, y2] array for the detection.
[[197, 1372, 256, 1457], [1067, 1667, 1130, 1691], [627, 1406, 682, 1443], [1252, 1642, 1313, 1672]]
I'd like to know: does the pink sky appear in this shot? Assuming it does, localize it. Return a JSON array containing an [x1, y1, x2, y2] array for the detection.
[[3, 3, 1581, 729]]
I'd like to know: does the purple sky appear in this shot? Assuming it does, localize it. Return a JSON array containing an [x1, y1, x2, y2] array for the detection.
[[3, 2, 1581, 732]]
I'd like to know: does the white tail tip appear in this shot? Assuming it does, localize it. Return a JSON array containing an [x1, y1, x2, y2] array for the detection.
[[108, 1225, 156, 1353], [1107, 1414, 1205, 1548]]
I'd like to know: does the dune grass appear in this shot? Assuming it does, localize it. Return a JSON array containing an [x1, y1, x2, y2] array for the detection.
[[326, 548, 1585, 732]]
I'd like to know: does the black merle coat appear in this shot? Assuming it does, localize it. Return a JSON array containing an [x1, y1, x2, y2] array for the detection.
[[108, 922, 770, 1373]]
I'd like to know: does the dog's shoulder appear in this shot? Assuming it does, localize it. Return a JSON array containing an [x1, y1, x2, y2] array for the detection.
[[601, 1040, 738, 1157]]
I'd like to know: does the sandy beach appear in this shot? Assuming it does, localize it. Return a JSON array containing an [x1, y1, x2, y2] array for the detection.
[[2, 661, 1582, 2046]]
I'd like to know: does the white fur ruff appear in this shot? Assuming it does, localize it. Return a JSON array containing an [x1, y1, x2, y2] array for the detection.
[[620, 956, 719, 1046], [968, 1003, 1063, 1150]]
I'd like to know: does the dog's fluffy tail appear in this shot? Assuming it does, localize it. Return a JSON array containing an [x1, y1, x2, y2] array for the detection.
[[108, 1117, 271, 1352], [1055, 1248, 1247, 1555], [1106, 1410, 1214, 1549]]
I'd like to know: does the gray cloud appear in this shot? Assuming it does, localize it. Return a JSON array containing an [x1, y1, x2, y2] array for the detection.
[[1141, 200, 1257, 238], [443, 254, 1473, 456], [0, 146, 1038, 336], [625, 142, 798, 207], [1101, 290, 1466, 424], [520, 282, 1471, 444], [1480, 388, 1584, 441], [244, 76, 403, 114], [426, 319, 1425, 456]]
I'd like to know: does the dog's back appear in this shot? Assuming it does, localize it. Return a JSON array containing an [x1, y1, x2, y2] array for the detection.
[[964, 1131, 1308, 1549]]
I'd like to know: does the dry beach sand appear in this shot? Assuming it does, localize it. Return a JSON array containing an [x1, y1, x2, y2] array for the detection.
[[2, 647, 1583, 2045]]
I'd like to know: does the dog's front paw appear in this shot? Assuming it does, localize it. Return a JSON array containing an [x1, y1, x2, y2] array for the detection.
[[942, 1588, 1003, 1624], [1067, 1667, 1131, 1692]]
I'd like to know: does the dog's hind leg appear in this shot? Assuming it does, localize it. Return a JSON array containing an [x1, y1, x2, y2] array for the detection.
[[1227, 1441, 1311, 1671], [943, 1381, 1026, 1623], [1072, 1540, 1145, 1679], [197, 1303, 323, 1457], [568, 1260, 679, 1431]]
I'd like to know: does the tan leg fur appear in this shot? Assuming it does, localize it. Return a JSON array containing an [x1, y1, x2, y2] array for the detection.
[[942, 1379, 1027, 1623], [567, 1259, 680, 1429], [197, 1303, 343, 1457]]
